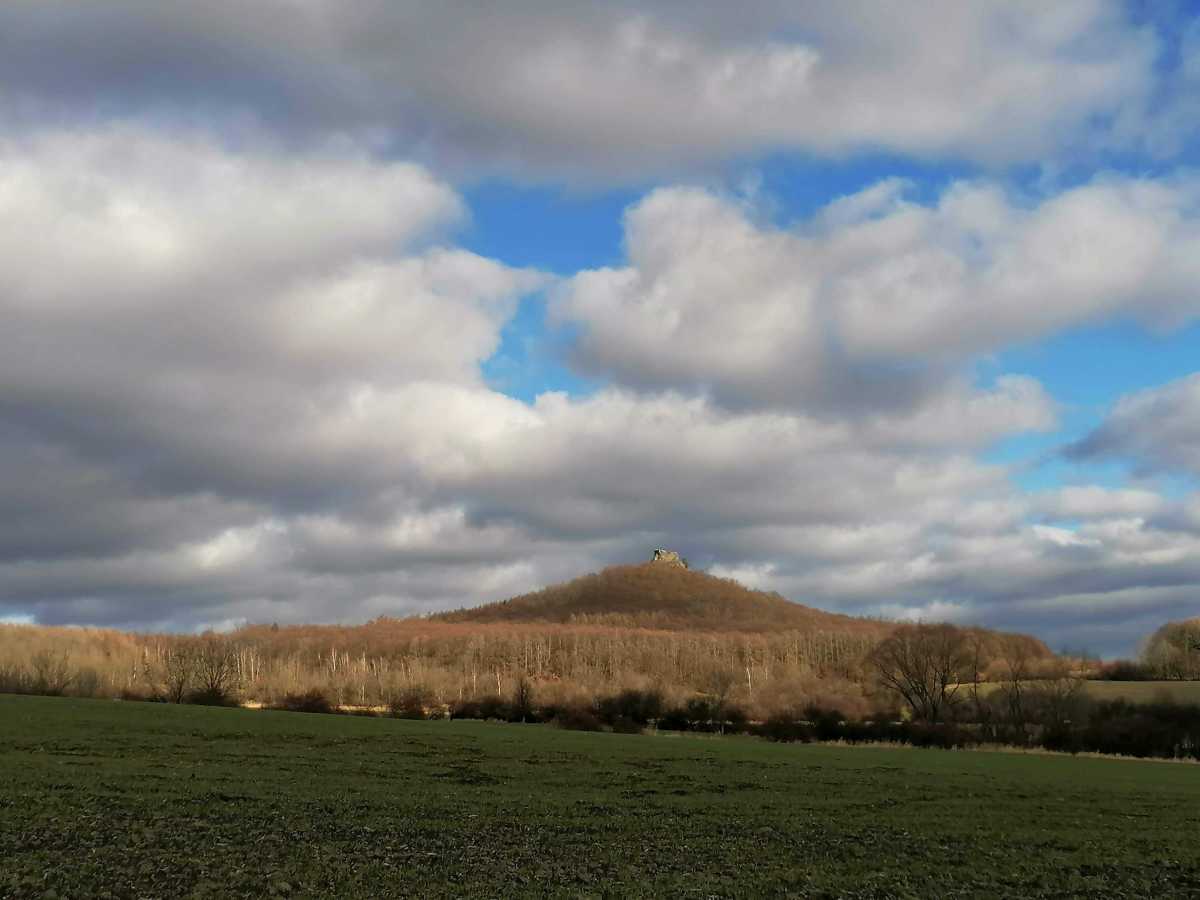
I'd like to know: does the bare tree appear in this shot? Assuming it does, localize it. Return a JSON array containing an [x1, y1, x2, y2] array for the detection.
[[193, 634, 240, 702], [869, 624, 970, 723], [30, 650, 75, 696], [966, 632, 998, 740], [512, 677, 534, 723], [1027, 659, 1087, 731], [704, 668, 737, 733], [995, 640, 1035, 739], [151, 639, 198, 703]]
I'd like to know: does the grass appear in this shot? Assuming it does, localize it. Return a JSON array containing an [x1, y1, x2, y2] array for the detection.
[[2, 695, 1199, 898], [1082, 680, 1200, 704]]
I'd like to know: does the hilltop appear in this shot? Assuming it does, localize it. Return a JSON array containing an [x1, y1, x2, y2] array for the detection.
[[428, 561, 1054, 669], [432, 562, 891, 635]]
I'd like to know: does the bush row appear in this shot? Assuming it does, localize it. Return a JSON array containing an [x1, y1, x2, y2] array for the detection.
[[259, 686, 755, 734], [759, 698, 1200, 759], [440, 689, 1200, 759], [449, 687, 755, 734], [10, 676, 1196, 760]]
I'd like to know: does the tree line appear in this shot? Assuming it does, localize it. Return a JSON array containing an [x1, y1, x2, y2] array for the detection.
[[2, 616, 1197, 760], [1096, 618, 1200, 681]]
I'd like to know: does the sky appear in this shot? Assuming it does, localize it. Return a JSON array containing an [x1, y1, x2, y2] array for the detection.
[[2, 1, 1200, 656]]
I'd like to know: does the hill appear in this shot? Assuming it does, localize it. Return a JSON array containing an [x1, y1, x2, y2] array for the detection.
[[428, 562, 1052, 666], [2, 560, 1054, 718], [433, 562, 885, 634]]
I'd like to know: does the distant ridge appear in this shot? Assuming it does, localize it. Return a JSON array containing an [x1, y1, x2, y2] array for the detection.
[[431, 562, 886, 634]]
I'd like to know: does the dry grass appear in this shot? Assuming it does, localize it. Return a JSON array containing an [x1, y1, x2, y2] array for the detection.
[[1082, 680, 1200, 704]]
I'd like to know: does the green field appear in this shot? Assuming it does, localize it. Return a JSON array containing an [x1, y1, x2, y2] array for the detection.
[[1082, 680, 1200, 704], [2, 695, 1199, 898]]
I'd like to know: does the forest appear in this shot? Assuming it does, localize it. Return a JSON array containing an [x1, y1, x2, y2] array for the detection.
[[1, 563, 1197, 759]]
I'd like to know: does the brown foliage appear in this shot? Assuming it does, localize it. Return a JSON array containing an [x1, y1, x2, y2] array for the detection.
[[433, 563, 887, 634], [0, 624, 143, 698], [1142, 618, 1200, 680], [0, 565, 1054, 721], [869, 623, 973, 723]]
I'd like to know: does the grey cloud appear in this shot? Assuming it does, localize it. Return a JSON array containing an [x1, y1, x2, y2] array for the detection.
[[731, 514, 1200, 656], [1068, 374, 1200, 477], [0, 130, 547, 628], [0, 129, 541, 509], [6, 362, 1198, 653], [0, 426, 263, 564], [2, 125, 1198, 656], [1031, 486, 1166, 521], [272, 385, 1200, 655], [0, 1, 1171, 178]]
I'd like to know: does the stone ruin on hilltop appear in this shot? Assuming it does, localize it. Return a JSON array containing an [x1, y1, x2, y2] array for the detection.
[[651, 548, 688, 569]]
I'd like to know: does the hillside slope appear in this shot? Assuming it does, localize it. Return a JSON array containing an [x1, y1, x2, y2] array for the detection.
[[433, 562, 886, 634]]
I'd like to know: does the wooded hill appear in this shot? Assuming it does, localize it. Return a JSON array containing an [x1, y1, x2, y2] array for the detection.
[[1, 560, 1054, 719], [432, 562, 887, 633]]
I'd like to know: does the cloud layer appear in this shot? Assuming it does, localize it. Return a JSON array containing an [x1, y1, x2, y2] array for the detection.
[[2, 5, 1199, 657], [0, 1, 1178, 178], [0, 125, 1195, 655]]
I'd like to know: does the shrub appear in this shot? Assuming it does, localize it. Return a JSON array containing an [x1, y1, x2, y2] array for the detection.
[[477, 695, 513, 721], [552, 706, 603, 732], [1098, 659, 1151, 681], [186, 686, 237, 707], [723, 704, 750, 734], [1076, 699, 1200, 759], [273, 689, 336, 714], [450, 695, 515, 721], [597, 688, 664, 726], [1042, 724, 1084, 754], [657, 705, 692, 732], [389, 687, 431, 720], [905, 722, 972, 750], [609, 716, 643, 734], [684, 696, 717, 731], [758, 714, 812, 743], [804, 704, 844, 741], [450, 698, 481, 720]]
